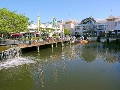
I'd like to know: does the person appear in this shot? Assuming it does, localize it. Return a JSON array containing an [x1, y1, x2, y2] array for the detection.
[[34, 40, 37, 45], [0, 37, 1, 44], [81, 36, 84, 40], [84, 35, 87, 40]]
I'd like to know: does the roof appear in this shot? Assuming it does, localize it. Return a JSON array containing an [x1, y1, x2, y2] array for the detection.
[[28, 24, 37, 29], [106, 15, 120, 21], [106, 15, 115, 20], [115, 18, 120, 22], [80, 17, 97, 24], [114, 16, 120, 19], [96, 19, 107, 24]]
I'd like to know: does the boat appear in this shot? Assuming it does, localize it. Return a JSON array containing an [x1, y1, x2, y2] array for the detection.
[[71, 40, 75, 44], [75, 39, 88, 44], [75, 38, 81, 43], [80, 40, 88, 44]]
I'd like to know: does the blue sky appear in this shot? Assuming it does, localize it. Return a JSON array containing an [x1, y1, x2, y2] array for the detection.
[[0, 0, 120, 24]]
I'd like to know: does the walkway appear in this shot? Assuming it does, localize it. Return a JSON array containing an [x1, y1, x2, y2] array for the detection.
[[19, 38, 65, 49]]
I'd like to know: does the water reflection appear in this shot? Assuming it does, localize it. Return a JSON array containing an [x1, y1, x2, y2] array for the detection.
[[31, 58, 69, 89], [0, 64, 34, 90], [21, 42, 120, 64], [0, 42, 120, 90], [78, 43, 120, 63]]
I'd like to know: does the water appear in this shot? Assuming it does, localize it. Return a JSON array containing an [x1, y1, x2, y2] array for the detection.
[[0, 42, 120, 90]]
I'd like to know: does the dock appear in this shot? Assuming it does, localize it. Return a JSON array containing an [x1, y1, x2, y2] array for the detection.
[[18, 38, 67, 49], [0, 38, 69, 60]]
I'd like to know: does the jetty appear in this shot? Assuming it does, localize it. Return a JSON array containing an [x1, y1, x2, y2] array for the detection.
[[0, 38, 70, 60], [19, 38, 65, 49]]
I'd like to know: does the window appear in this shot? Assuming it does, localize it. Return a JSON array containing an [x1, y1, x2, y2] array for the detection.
[[118, 21, 120, 24], [97, 25, 105, 30]]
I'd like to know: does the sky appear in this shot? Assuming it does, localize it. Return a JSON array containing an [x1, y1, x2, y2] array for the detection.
[[0, 0, 120, 24]]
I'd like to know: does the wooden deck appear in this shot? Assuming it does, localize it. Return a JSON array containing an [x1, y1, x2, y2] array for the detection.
[[19, 39, 65, 49]]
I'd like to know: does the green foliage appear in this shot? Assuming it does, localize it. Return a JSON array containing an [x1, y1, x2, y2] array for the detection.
[[0, 8, 30, 34], [46, 28, 51, 31], [64, 29, 71, 35], [52, 33, 58, 38]]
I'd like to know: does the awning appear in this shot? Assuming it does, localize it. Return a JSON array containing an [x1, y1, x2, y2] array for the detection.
[[11, 33, 23, 36]]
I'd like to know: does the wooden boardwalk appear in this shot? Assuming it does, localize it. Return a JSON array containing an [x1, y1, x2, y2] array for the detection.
[[19, 39, 65, 49]]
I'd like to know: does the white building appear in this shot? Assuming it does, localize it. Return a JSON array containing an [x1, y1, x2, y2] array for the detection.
[[28, 23, 37, 31], [27, 20, 65, 38], [64, 20, 74, 30], [72, 16, 120, 37], [63, 19, 80, 31]]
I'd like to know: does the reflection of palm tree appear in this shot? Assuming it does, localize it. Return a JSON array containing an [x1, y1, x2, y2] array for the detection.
[[81, 45, 97, 62], [100, 43, 119, 63], [102, 49, 117, 63], [105, 54, 116, 63]]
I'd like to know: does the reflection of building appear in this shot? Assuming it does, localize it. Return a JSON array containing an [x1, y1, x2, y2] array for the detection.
[[72, 16, 120, 38]]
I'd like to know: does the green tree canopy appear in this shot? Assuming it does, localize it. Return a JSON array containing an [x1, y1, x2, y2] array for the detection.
[[64, 29, 71, 35], [0, 8, 30, 34]]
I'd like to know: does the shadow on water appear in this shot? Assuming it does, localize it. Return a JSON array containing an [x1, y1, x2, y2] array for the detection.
[[21, 44, 63, 61]]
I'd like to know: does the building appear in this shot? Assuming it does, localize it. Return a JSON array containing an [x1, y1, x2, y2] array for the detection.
[[28, 23, 37, 31], [27, 20, 64, 38], [72, 16, 120, 38]]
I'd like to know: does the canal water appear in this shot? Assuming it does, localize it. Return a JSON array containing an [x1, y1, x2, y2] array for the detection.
[[0, 42, 120, 90]]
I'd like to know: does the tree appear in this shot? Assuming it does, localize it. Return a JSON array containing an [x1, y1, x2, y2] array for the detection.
[[64, 29, 71, 35], [0, 8, 30, 35]]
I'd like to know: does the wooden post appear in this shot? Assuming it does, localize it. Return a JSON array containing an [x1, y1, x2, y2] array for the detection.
[[106, 38, 109, 43], [70, 40, 71, 45], [61, 42, 64, 47], [16, 47, 20, 58], [51, 44, 53, 48], [70, 41, 71, 47], [56, 43, 57, 47], [62, 47, 64, 51], [37, 46, 40, 52]]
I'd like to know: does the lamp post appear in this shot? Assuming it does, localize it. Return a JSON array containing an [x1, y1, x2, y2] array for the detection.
[[38, 16, 40, 31]]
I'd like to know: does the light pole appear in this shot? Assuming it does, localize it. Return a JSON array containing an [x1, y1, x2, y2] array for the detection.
[[38, 16, 40, 31]]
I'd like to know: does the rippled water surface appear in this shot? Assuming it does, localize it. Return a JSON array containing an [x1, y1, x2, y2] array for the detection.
[[0, 42, 120, 90]]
